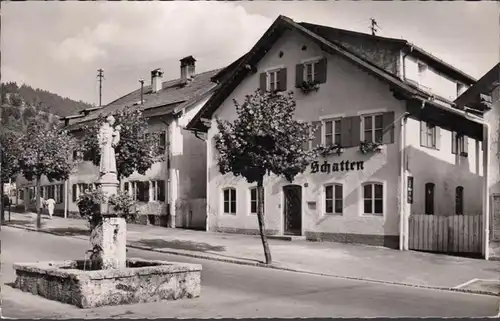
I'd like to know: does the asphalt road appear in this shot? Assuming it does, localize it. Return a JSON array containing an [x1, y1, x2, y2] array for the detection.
[[2, 226, 499, 318]]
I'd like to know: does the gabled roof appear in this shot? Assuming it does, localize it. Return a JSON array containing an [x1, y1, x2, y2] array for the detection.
[[187, 15, 473, 132], [300, 22, 476, 85], [66, 68, 222, 131], [455, 63, 499, 112]]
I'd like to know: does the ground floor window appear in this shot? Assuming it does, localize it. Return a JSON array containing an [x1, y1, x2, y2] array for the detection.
[[72, 183, 94, 202], [223, 188, 236, 214], [18, 189, 24, 201], [455, 186, 464, 215], [363, 182, 383, 215], [325, 184, 343, 215], [124, 180, 166, 202], [151, 180, 166, 201], [425, 183, 435, 215], [250, 187, 264, 214]]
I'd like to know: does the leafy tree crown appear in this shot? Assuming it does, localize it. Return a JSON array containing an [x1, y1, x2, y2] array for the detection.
[[214, 90, 319, 183]]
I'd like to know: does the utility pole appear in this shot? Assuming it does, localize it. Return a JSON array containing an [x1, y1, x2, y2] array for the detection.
[[370, 18, 380, 36], [97, 69, 104, 107]]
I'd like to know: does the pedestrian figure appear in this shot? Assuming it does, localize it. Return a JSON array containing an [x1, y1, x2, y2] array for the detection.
[[45, 198, 55, 219]]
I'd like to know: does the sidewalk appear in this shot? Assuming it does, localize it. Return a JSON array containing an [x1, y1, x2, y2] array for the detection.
[[4, 212, 500, 296]]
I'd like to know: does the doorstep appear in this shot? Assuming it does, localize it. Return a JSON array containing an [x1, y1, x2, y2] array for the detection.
[[267, 235, 306, 241]]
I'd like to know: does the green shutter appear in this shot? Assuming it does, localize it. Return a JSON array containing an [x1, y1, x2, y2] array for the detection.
[[259, 72, 267, 92], [340, 117, 352, 147], [278, 68, 287, 92], [295, 64, 304, 88], [350, 116, 362, 147], [315, 58, 327, 84], [382, 111, 395, 144], [311, 121, 322, 148]]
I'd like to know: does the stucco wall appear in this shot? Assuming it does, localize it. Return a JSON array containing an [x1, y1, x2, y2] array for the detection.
[[206, 28, 407, 239], [405, 117, 483, 216]]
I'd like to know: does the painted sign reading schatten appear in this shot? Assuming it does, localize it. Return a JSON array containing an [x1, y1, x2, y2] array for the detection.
[[310, 160, 364, 174]]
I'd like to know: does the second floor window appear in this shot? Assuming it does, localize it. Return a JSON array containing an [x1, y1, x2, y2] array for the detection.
[[303, 61, 318, 82], [451, 132, 468, 156], [420, 121, 439, 149], [268, 70, 280, 92], [324, 119, 341, 146], [362, 114, 384, 143]]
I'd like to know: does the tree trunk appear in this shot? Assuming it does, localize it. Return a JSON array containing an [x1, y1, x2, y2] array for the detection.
[[35, 177, 42, 229], [256, 178, 272, 264]]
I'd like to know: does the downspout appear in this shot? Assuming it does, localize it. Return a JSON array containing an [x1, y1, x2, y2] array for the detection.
[[161, 118, 172, 228], [399, 113, 408, 250]]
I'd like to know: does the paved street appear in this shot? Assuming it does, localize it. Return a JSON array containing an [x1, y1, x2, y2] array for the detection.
[[2, 226, 499, 318]]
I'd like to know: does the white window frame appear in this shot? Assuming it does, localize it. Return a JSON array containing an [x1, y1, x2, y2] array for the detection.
[[322, 118, 342, 146], [422, 123, 437, 149], [151, 180, 166, 202], [266, 69, 280, 92], [324, 183, 343, 215], [361, 113, 384, 143], [249, 187, 264, 215], [361, 182, 384, 216], [222, 187, 237, 215]]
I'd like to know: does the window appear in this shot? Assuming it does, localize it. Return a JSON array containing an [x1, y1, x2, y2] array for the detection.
[[303, 61, 319, 82], [18, 189, 24, 201], [56, 184, 64, 204], [82, 149, 94, 161], [420, 121, 438, 149], [425, 183, 435, 215], [451, 132, 468, 156], [267, 70, 280, 92], [325, 184, 343, 215], [250, 187, 264, 214], [223, 188, 237, 214], [323, 119, 341, 146], [152, 180, 166, 202], [455, 186, 464, 215], [40, 186, 46, 199], [47, 185, 55, 199], [134, 181, 150, 202], [363, 183, 383, 215], [362, 114, 384, 143]]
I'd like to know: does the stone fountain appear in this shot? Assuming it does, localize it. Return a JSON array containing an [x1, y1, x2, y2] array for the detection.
[[12, 116, 202, 308]]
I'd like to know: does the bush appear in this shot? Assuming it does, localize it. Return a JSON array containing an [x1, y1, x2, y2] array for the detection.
[[77, 188, 137, 226], [109, 190, 137, 221]]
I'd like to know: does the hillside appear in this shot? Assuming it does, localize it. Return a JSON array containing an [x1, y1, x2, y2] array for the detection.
[[1, 82, 93, 133]]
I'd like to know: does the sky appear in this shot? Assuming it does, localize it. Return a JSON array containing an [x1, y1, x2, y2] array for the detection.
[[2, 1, 499, 106]]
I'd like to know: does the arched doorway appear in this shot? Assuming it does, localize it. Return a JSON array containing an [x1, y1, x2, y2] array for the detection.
[[283, 184, 302, 235]]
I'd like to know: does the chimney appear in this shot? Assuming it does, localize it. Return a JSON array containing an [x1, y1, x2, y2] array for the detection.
[[180, 56, 196, 84], [151, 68, 164, 93]]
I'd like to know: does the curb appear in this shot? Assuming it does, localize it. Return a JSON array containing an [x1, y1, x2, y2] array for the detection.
[[5, 223, 500, 299]]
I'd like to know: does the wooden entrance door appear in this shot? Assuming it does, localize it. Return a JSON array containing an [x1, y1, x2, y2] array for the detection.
[[283, 185, 302, 235]]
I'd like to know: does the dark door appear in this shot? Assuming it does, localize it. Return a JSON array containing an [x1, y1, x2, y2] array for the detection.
[[283, 185, 302, 235]]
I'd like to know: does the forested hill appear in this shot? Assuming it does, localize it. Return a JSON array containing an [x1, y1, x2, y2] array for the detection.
[[1, 82, 93, 117]]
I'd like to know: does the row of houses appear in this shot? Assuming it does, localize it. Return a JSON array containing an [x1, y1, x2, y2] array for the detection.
[[14, 15, 500, 259]]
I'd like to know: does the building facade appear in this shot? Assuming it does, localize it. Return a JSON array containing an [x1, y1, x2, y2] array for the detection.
[[188, 16, 489, 252], [15, 56, 217, 230]]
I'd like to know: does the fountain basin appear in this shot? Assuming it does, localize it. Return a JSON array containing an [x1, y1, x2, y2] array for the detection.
[[13, 258, 202, 308]]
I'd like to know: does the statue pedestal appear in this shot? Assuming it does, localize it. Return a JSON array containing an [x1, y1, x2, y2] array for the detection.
[[89, 172, 126, 270]]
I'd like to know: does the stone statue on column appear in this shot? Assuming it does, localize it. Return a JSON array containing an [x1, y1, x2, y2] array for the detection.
[[98, 115, 121, 179]]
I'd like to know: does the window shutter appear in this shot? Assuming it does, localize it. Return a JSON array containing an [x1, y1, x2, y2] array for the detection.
[[420, 121, 426, 147], [435, 126, 441, 150], [259, 72, 267, 92], [340, 117, 352, 147], [350, 116, 362, 147], [72, 184, 77, 202], [451, 132, 457, 154], [463, 135, 469, 156], [315, 58, 327, 84], [295, 64, 304, 88], [311, 121, 322, 148], [278, 68, 287, 92], [382, 111, 395, 144]]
